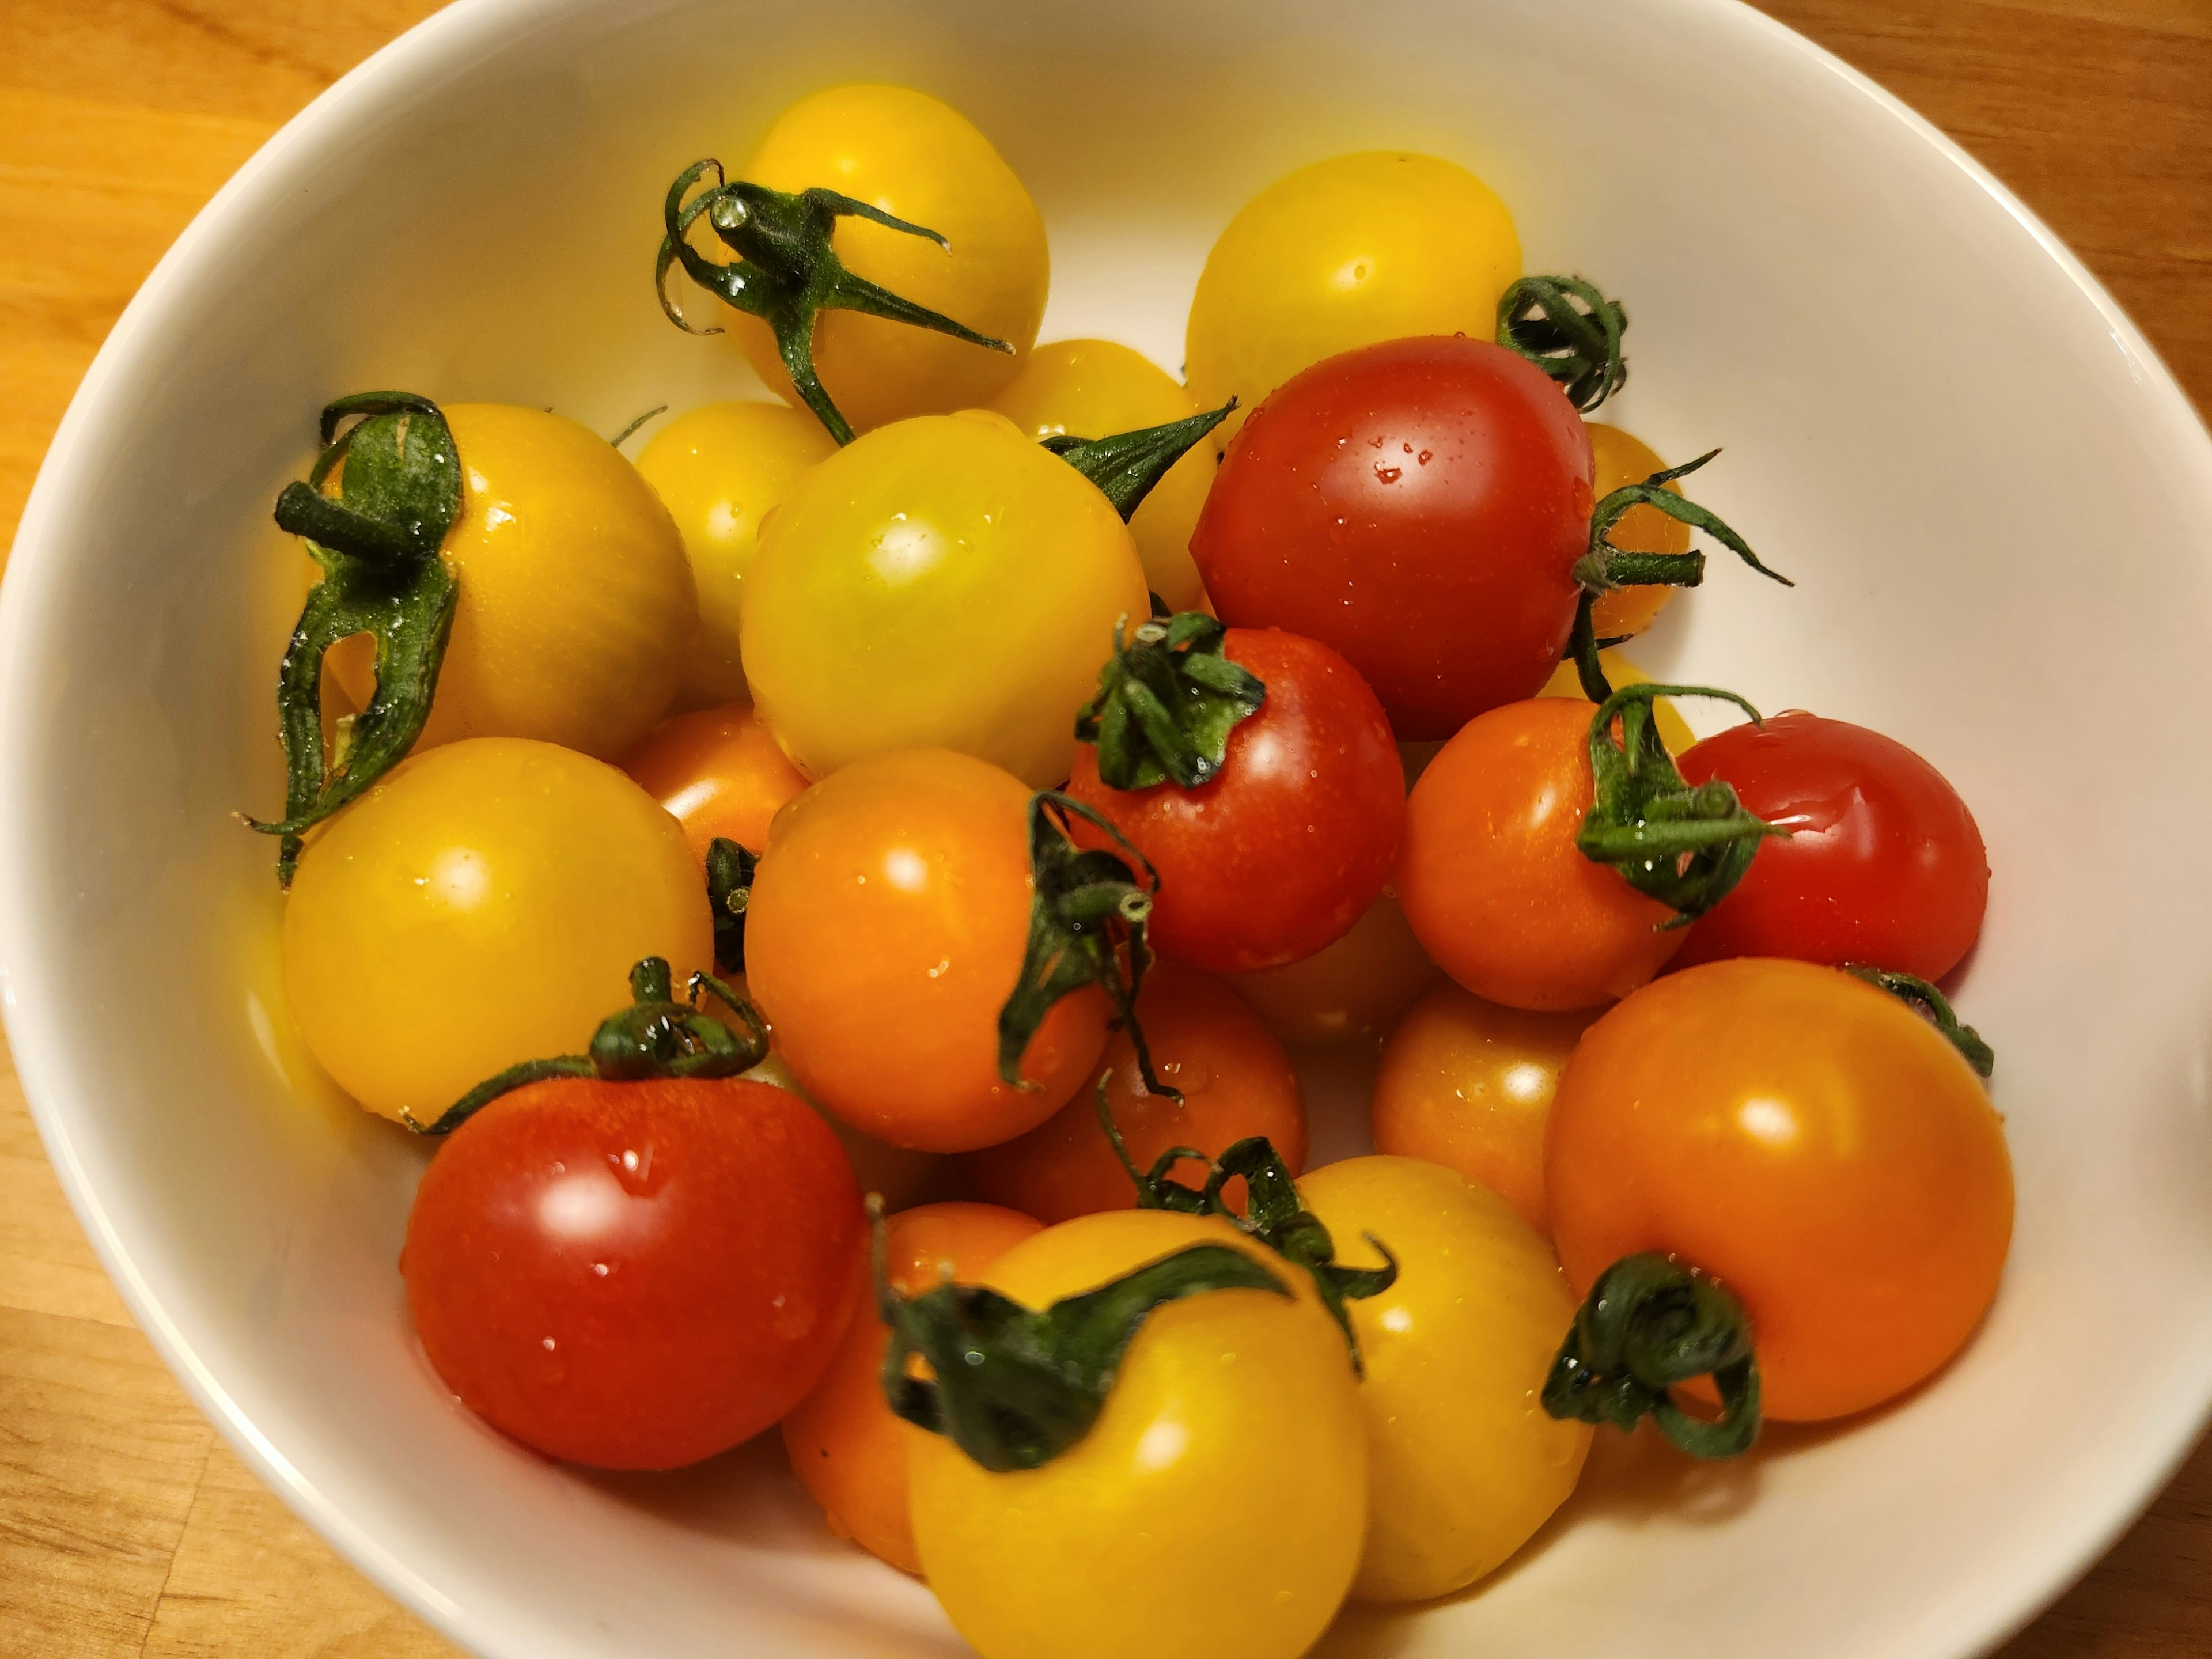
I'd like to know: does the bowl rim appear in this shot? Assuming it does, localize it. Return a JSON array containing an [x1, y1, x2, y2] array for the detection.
[[5, 1, 2210, 1656]]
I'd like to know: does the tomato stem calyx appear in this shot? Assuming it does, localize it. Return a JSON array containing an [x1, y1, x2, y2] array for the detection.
[[656, 161, 1013, 445], [404, 956, 769, 1136], [1578, 684, 1788, 925], [1543, 1252, 1762, 1459], [1497, 275, 1628, 412], [1847, 967, 1996, 1078], [1570, 451, 1792, 627], [248, 392, 461, 884], [705, 837, 757, 974], [1001, 793, 1175, 1099], [873, 1196, 1291, 1472], [1096, 1094, 1397, 1375], [1075, 612, 1266, 791], [1041, 400, 1236, 521]]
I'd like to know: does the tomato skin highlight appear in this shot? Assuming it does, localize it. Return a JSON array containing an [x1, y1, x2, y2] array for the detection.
[[619, 702, 809, 865], [743, 748, 1109, 1152], [1673, 712, 1990, 980], [1065, 628, 1404, 973], [1398, 698, 1683, 1012], [1547, 959, 2014, 1422], [963, 959, 1306, 1223], [1191, 336, 1595, 740], [780, 1202, 1041, 1573], [403, 1076, 863, 1470]]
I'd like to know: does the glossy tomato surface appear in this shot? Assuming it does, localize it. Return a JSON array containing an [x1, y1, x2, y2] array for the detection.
[[1065, 628, 1403, 972], [1191, 336, 1594, 740], [1547, 959, 2013, 1421], [619, 702, 809, 864], [1675, 713, 1990, 979], [403, 1076, 864, 1470]]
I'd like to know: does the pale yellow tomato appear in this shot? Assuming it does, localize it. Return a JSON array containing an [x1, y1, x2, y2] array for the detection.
[[740, 414, 1149, 786], [283, 738, 712, 1124], [1300, 1157, 1590, 1602], [910, 1209, 1368, 1659], [327, 404, 694, 760], [1537, 646, 1697, 753], [988, 339, 1214, 612], [1585, 423, 1692, 638], [1225, 888, 1440, 1043], [731, 85, 1048, 431], [634, 402, 837, 705], [1371, 980, 1600, 1236], [1186, 153, 1520, 440]]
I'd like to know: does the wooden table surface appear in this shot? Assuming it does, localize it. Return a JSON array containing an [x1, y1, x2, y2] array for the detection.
[[3, 1, 2210, 1653]]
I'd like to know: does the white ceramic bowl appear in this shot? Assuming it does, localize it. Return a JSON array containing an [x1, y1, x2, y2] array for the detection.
[[8, 1, 2212, 1654]]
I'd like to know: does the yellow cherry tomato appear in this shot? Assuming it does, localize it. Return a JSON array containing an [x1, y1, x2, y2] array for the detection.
[[327, 404, 694, 760], [1537, 646, 1697, 754], [1298, 1157, 1590, 1602], [988, 339, 1214, 612], [1372, 981, 1599, 1236], [1585, 423, 1692, 638], [1186, 153, 1521, 440], [741, 414, 1149, 786], [1225, 888, 1440, 1043], [731, 85, 1048, 433], [634, 402, 837, 705], [283, 739, 712, 1124], [909, 1209, 1368, 1659]]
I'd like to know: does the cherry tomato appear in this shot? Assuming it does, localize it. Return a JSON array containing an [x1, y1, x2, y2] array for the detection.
[[988, 338, 1216, 612], [1225, 888, 1440, 1043], [1192, 336, 1595, 740], [780, 1202, 1041, 1573], [1548, 959, 2013, 1421], [633, 401, 837, 705], [1674, 713, 1990, 980], [403, 1075, 863, 1469], [1371, 981, 1598, 1235], [283, 739, 712, 1123], [1536, 646, 1695, 753], [1300, 1157, 1589, 1601], [327, 404, 694, 760], [619, 702, 809, 864], [1065, 628, 1403, 972], [1185, 153, 1520, 443], [963, 959, 1305, 1223], [731, 1044, 947, 1214], [730, 86, 1048, 431], [744, 748, 1109, 1152], [1583, 423, 1690, 639], [741, 412, 1149, 787], [1398, 697, 1681, 1011], [908, 1209, 1367, 1659]]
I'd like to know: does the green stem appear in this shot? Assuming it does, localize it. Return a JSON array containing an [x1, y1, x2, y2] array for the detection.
[[1042, 400, 1235, 520], [1073, 612, 1266, 791], [1497, 275, 1628, 411], [1847, 967, 1995, 1077]]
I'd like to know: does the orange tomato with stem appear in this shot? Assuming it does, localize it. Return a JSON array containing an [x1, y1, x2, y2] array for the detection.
[[1583, 425, 1690, 639], [1547, 959, 2013, 1422], [780, 1201, 1042, 1573], [619, 702, 808, 864], [963, 959, 1305, 1224], [743, 749, 1108, 1152]]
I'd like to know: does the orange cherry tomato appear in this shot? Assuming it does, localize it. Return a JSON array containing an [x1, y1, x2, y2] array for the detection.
[[1583, 424, 1689, 639], [1397, 698, 1682, 1012], [1371, 982, 1597, 1236], [618, 702, 809, 864], [780, 1201, 1042, 1573], [962, 959, 1305, 1224], [744, 749, 1109, 1152], [1547, 959, 2013, 1422], [1225, 888, 1440, 1044]]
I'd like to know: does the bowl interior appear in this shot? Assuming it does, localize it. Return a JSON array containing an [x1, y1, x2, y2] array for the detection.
[[8, 1, 2212, 1656]]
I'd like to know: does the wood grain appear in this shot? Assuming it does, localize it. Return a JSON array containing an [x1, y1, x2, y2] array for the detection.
[[0, 1, 2206, 1654]]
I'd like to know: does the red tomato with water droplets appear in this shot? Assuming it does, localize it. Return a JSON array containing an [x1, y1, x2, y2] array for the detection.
[[1064, 628, 1404, 973], [1675, 712, 1989, 980], [403, 1077, 864, 1470], [1191, 335, 1595, 740]]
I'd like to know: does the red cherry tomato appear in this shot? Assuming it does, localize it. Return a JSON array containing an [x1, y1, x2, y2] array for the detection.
[[1064, 628, 1403, 973], [1673, 713, 1989, 980], [1191, 335, 1594, 740], [403, 1076, 863, 1469]]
